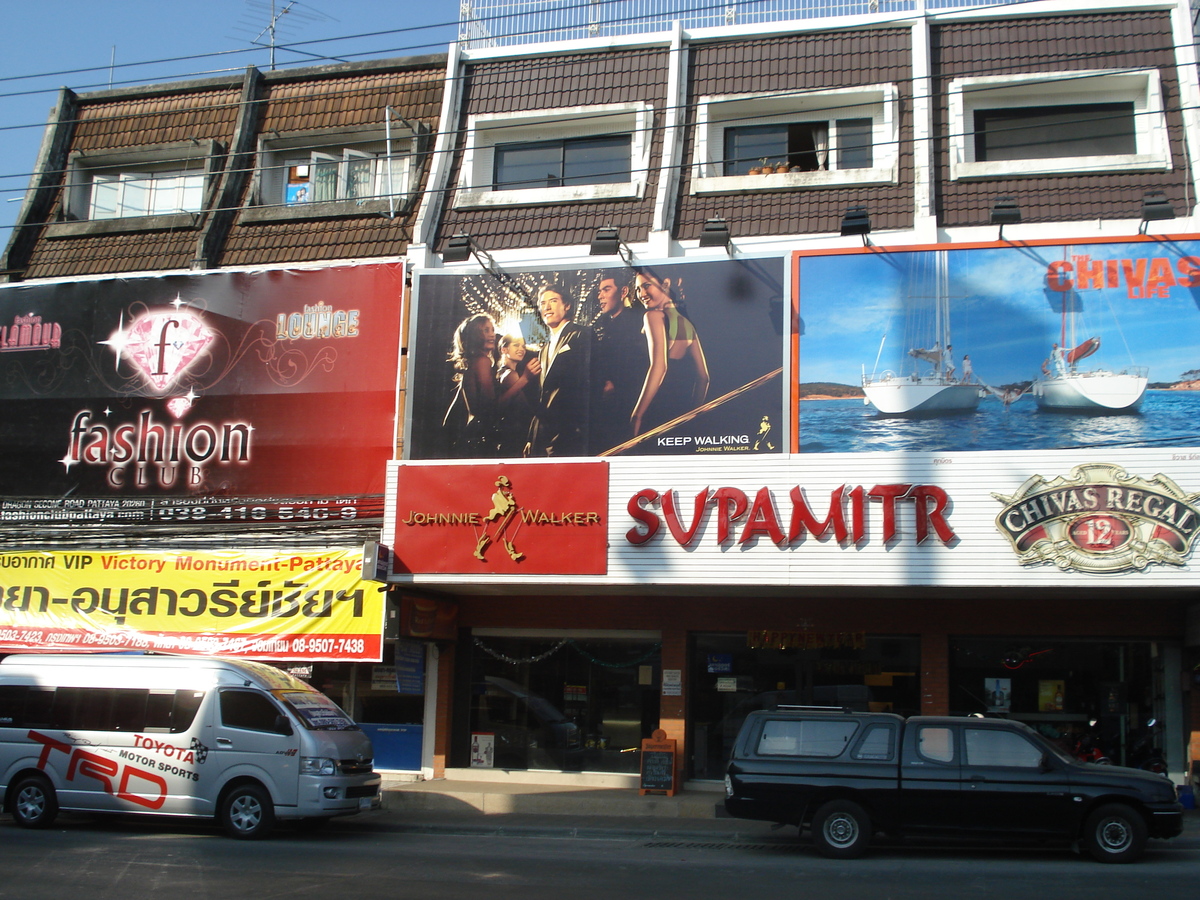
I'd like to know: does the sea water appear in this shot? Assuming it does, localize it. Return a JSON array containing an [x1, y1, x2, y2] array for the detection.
[[798, 389, 1200, 454]]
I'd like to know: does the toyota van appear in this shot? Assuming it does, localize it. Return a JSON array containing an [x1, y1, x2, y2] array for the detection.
[[0, 653, 381, 838]]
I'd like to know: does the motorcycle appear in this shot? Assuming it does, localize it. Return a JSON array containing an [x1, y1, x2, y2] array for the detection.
[[1066, 721, 1112, 765], [1127, 718, 1167, 774]]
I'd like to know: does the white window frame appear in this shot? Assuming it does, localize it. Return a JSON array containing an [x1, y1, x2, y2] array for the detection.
[[690, 84, 899, 195], [259, 139, 415, 209], [454, 102, 655, 208], [63, 141, 215, 225], [948, 69, 1171, 180], [88, 169, 205, 220]]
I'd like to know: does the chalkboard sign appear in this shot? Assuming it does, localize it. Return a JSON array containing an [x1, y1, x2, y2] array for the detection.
[[639, 729, 677, 796]]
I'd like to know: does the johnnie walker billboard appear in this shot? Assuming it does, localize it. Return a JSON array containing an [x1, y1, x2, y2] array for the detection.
[[406, 258, 785, 459], [0, 264, 403, 525]]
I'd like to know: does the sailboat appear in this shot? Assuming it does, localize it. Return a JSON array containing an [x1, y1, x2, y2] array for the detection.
[[1031, 275, 1148, 414], [862, 250, 982, 416]]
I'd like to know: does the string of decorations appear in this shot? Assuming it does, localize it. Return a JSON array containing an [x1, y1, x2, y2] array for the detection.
[[473, 637, 662, 669]]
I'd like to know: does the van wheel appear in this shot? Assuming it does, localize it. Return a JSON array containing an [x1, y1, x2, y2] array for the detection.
[[1083, 804, 1146, 863], [220, 784, 275, 840], [11, 775, 59, 829], [812, 799, 871, 859]]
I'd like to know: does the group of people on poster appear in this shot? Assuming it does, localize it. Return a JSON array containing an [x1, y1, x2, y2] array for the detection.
[[443, 268, 710, 458]]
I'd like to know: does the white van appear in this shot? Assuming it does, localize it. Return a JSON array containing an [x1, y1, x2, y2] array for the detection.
[[0, 653, 381, 838]]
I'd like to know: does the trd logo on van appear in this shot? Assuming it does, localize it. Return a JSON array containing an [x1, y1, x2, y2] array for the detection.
[[276, 748, 298, 756], [29, 730, 167, 809]]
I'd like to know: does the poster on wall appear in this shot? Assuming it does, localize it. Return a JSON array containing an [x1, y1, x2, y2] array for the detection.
[[794, 239, 1200, 453], [407, 258, 785, 459], [0, 548, 384, 660], [0, 263, 404, 525]]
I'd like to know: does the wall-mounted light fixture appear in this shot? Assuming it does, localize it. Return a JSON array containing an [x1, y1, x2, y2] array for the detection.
[[590, 225, 633, 264], [698, 216, 732, 253], [1140, 191, 1175, 233], [840, 207, 871, 246], [990, 196, 1021, 240]]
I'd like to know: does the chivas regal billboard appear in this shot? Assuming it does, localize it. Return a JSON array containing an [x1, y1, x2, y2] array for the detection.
[[0, 264, 403, 524]]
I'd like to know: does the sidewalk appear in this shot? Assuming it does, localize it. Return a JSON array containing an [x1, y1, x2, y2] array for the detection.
[[346, 778, 1200, 846]]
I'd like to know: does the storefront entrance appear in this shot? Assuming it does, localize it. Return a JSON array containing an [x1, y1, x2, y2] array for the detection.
[[456, 633, 661, 773]]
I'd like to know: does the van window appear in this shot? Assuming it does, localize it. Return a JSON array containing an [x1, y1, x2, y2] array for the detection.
[[220, 689, 284, 732], [0, 685, 202, 733], [279, 690, 357, 731], [757, 718, 858, 757]]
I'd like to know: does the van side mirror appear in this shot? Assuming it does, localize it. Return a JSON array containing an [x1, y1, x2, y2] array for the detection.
[[274, 715, 294, 736]]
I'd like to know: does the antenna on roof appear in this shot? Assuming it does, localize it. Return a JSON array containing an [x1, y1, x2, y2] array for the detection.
[[236, 0, 341, 71]]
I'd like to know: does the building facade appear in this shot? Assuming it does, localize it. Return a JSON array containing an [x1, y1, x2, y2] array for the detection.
[[2, 1, 1199, 795]]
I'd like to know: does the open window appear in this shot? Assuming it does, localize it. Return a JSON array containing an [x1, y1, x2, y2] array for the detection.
[[948, 70, 1171, 179], [455, 102, 654, 208], [690, 84, 898, 194], [58, 140, 219, 233], [248, 122, 428, 221]]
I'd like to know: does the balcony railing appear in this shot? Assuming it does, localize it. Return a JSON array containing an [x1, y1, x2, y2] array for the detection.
[[458, 0, 1033, 47]]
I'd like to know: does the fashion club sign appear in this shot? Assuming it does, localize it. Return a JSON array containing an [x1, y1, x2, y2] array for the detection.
[[0, 264, 403, 522]]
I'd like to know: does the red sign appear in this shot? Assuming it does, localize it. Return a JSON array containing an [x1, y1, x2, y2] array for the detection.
[[391, 462, 608, 575]]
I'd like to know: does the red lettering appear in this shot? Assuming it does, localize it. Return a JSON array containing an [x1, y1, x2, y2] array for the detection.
[[1046, 260, 1073, 291], [662, 488, 710, 546], [712, 488, 748, 543], [788, 485, 848, 542], [67, 749, 118, 794], [625, 489, 660, 544], [27, 729, 72, 768], [910, 485, 956, 544], [739, 487, 784, 546], [117, 766, 169, 810], [1072, 255, 1104, 290], [1177, 256, 1200, 287], [868, 484, 912, 543]]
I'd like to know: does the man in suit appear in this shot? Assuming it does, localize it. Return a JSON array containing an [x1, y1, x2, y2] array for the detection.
[[526, 282, 593, 457]]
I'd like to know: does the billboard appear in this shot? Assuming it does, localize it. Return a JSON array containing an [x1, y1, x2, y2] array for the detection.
[[0, 548, 384, 660], [406, 258, 785, 459], [794, 239, 1200, 453], [0, 264, 404, 525]]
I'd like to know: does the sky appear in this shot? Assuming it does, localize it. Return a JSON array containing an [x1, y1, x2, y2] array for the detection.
[[798, 241, 1200, 388], [0, 0, 464, 241]]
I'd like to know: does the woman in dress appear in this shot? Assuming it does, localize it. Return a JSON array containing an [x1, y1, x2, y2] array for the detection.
[[446, 313, 501, 456], [630, 268, 710, 437], [494, 333, 541, 457]]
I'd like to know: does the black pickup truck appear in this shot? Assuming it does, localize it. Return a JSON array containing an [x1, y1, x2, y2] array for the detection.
[[724, 709, 1182, 862]]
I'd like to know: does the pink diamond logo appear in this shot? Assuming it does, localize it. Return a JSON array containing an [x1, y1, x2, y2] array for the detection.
[[166, 396, 193, 419], [120, 310, 214, 393]]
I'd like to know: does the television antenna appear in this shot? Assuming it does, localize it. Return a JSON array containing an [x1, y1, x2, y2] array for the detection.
[[236, 0, 340, 70]]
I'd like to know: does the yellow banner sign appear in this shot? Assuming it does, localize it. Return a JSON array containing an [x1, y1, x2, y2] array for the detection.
[[0, 548, 383, 660]]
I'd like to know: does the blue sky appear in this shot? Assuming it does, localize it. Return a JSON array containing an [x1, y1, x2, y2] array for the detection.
[[798, 241, 1200, 387], [0, 1, 461, 240]]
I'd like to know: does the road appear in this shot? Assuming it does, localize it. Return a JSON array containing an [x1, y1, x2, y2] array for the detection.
[[0, 815, 1194, 900]]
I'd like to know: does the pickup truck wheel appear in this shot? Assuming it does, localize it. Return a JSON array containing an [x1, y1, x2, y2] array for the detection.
[[10, 775, 59, 829], [1082, 804, 1147, 863], [812, 800, 871, 859]]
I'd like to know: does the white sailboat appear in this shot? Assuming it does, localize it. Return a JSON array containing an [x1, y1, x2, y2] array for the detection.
[[862, 250, 981, 416], [1032, 277, 1147, 414]]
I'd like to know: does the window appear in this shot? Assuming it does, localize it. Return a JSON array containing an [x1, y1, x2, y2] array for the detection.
[[692, 85, 898, 194], [723, 119, 873, 176], [494, 135, 632, 189], [852, 723, 896, 760], [261, 143, 412, 207], [757, 718, 859, 757], [220, 689, 285, 733], [964, 729, 1043, 768], [63, 140, 217, 225], [916, 726, 954, 763], [455, 102, 654, 208], [948, 70, 1171, 179], [0, 685, 202, 733], [90, 170, 204, 219]]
